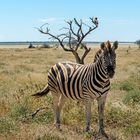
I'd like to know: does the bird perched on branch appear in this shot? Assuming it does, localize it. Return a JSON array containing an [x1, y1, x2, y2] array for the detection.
[[93, 17, 98, 27]]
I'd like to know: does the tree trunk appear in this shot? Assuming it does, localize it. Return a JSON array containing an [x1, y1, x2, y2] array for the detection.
[[72, 51, 84, 64]]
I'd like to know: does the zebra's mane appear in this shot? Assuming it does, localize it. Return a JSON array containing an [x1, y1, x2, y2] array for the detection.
[[93, 49, 103, 63]]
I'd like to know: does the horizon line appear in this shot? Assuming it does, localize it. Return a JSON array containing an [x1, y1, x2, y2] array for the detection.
[[0, 41, 135, 43]]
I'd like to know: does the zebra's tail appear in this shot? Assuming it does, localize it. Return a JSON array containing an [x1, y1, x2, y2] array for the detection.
[[32, 85, 50, 97]]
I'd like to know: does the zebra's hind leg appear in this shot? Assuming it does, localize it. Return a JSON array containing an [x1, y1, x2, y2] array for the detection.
[[52, 93, 65, 130], [97, 96, 108, 139]]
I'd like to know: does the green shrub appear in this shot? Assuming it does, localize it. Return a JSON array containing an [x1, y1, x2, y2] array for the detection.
[[83, 131, 96, 139], [62, 101, 85, 125], [10, 103, 30, 119], [32, 111, 53, 124], [106, 105, 127, 127], [105, 104, 140, 128], [119, 81, 134, 91], [111, 82, 120, 90], [0, 117, 17, 134], [124, 122, 140, 136], [10, 98, 31, 119], [123, 89, 140, 105]]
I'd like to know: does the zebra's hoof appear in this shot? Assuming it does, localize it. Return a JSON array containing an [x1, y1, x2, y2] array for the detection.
[[98, 129, 109, 139], [54, 123, 62, 131], [57, 128, 62, 131], [84, 126, 90, 132], [56, 126, 62, 131]]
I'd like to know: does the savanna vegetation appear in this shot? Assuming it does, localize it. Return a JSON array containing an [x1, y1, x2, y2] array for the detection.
[[0, 44, 140, 140]]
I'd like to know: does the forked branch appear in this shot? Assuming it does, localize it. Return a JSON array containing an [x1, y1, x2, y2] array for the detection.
[[38, 17, 99, 64]]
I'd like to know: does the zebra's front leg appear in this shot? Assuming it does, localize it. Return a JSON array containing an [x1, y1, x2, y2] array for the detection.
[[97, 96, 108, 139], [85, 98, 91, 132]]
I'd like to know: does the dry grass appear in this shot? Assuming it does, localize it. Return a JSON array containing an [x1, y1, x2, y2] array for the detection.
[[0, 44, 140, 140]]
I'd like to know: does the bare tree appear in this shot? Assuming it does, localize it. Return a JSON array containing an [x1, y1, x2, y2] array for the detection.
[[37, 17, 98, 64]]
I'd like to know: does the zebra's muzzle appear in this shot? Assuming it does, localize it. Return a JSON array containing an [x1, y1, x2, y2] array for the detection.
[[107, 66, 115, 78]]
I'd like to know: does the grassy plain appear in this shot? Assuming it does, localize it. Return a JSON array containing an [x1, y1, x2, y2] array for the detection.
[[0, 44, 140, 140]]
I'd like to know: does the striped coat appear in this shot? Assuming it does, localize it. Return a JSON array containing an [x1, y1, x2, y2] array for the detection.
[[32, 41, 118, 138], [48, 60, 110, 100]]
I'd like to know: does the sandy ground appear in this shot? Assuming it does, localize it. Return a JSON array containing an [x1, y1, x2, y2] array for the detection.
[[0, 45, 28, 48]]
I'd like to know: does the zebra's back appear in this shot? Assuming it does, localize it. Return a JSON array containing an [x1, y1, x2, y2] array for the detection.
[[48, 62, 89, 100]]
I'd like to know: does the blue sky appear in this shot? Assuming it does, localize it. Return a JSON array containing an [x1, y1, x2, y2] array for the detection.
[[0, 0, 140, 42]]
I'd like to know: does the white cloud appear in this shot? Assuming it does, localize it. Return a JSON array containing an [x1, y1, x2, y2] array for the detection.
[[38, 17, 97, 24], [38, 17, 64, 23]]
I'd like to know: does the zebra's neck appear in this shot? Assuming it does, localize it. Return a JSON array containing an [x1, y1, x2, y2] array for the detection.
[[94, 54, 108, 79], [83, 56, 110, 97]]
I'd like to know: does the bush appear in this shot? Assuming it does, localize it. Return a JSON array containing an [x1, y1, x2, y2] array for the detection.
[[105, 104, 140, 128], [62, 101, 85, 125], [123, 89, 140, 105], [32, 111, 53, 124], [0, 117, 17, 134], [124, 122, 140, 136], [105, 105, 127, 127], [10, 98, 32, 120], [39, 44, 51, 48], [119, 81, 134, 91]]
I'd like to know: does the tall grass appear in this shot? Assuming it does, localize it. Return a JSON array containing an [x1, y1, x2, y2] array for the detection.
[[0, 117, 18, 134], [0, 45, 140, 139], [123, 89, 140, 105], [36, 134, 66, 140]]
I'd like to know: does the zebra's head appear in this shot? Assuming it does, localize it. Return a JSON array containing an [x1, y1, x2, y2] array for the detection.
[[100, 41, 118, 78]]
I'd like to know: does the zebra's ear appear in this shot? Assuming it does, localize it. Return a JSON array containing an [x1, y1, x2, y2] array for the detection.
[[112, 41, 118, 50], [100, 42, 106, 50]]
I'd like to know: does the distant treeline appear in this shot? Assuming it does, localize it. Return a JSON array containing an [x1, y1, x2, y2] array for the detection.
[[0, 41, 135, 45]]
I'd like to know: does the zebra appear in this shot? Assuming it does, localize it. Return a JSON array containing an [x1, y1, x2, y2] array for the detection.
[[32, 40, 118, 138]]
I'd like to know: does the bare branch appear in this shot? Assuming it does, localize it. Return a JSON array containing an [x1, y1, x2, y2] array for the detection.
[[67, 20, 78, 37], [72, 17, 98, 51], [37, 25, 73, 52], [73, 18, 82, 41], [82, 22, 91, 28], [40, 23, 49, 30], [38, 17, 98, 64], [31, 107, 47, 118]]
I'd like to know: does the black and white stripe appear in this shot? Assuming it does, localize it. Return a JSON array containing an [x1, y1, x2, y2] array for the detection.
[[32, 41, 118, 137], [48, 57, 110, 100]]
